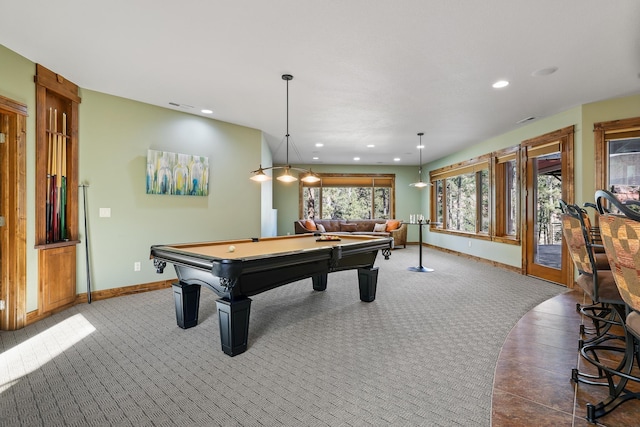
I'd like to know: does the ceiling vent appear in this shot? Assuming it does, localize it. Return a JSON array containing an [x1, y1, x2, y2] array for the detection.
[[168, 102, 194, 109], [516, 116, 536, 124]]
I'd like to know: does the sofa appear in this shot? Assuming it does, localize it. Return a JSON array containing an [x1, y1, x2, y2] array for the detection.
[[294, 219, 407, 249]]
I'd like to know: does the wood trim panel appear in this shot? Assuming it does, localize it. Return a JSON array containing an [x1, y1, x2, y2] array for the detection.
[[26, 280, 174, 326], [34, 64, 81, 104], [27, 280, 173, 326], [0, 105, 28, 330], [0, 94, 28, 116], [424, 243, 523, 274], [75, 280, 173, 303], [521, 125, 575, 148]]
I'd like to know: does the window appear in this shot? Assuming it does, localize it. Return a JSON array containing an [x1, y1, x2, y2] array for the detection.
[[493, 147, 520, 241], [430, 148, 520, 243], [300, 174, 395, 220], [446, 172, 479, 232], [595, 117, 640, 202], [430, 157, 490, 236], [607, 137, 640, 200]]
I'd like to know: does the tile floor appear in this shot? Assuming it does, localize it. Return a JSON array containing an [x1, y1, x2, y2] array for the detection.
[[491, 289, 640, 426]]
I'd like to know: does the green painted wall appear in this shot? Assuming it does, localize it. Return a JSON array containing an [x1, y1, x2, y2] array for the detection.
[[1, 45, 265, 311], [78, 90, 264, 294]]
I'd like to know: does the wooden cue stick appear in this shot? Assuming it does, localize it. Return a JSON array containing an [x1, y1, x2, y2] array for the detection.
[[61, 113, 67, 240], [47, 107, 53, 243], [52, 109, 58, 241], [81, 184, 92, 303], [56, 113, 62, 241]]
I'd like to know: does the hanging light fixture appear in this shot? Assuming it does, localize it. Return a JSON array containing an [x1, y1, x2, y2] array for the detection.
[[250, 74, 320, 183], [410, 132, 429, 188]]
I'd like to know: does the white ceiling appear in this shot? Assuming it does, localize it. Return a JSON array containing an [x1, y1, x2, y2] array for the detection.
[[2, 1, 639, 166]]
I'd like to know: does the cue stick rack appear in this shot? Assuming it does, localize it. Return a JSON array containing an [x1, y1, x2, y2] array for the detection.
[[34, 64, 82, 315]]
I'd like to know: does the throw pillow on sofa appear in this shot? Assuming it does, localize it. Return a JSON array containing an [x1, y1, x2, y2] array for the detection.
[[385, 220, 401, 232], [373, 223, 387, 232], [305, 220, 317, 231], [317, 224, 326, 232]]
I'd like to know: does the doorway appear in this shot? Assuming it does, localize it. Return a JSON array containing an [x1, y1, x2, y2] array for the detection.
[[522, 127, 574, 286]]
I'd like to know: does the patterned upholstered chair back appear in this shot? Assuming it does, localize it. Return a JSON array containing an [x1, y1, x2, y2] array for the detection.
[[599, 214, 640, 312], [561, 212, 594, 275]]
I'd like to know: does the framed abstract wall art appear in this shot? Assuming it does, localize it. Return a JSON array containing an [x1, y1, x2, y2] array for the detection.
[[146, 149, 209, 196]]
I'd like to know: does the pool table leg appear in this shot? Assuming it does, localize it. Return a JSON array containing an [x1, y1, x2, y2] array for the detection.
[[358, 267, 379, 302], [173, 282, 201, 329], [215, 297, 252, 357], [312, 273, 328, 291]]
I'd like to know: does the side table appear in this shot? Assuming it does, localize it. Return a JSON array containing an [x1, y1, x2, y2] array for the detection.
[[408, 219, 433, 272]]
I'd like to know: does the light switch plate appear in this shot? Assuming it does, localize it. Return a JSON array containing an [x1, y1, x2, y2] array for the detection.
[[99, 208, 111, 218]]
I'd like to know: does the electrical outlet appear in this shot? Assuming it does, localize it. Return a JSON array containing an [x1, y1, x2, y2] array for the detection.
[[134, 262, 141, 271], [468, 240, 472, 248]]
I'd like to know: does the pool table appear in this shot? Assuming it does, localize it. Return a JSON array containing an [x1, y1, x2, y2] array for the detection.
[[150, 233, 392, 356]]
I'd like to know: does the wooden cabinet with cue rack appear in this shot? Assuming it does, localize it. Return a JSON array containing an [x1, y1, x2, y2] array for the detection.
[[34, 64, 81, 316]]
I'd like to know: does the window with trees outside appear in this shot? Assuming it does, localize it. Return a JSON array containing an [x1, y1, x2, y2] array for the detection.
[[493, 147, 520, 242], [430, 148, 520, 244], [594, 117, 640, 209], [300, 174, 395, 220]]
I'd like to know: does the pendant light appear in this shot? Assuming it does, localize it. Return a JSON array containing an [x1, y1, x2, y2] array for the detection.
[[410, 132, 428, 188], [250, 74, 320, 183]]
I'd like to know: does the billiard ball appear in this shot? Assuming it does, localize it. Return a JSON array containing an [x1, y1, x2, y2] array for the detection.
[[228, 245, 236, 252]]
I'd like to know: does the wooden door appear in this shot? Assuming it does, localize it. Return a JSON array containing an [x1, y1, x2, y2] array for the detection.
[[522, 127, 574, 286]]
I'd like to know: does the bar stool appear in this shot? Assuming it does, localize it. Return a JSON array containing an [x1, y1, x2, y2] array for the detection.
[[560, 203, 625, 387], [587, 213, 640, 421]]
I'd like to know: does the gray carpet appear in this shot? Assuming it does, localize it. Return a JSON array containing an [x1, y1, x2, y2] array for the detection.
[[0, 247, 566, 426]]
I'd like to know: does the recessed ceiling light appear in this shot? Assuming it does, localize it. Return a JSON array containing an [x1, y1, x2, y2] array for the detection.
[[367, 144, 375, 148], [312, 157, 319, 160], [353, 157, 360, 161], [201, 109, 213, 114], [531, 66, 558, 77], [393, 158, 401, 162], [417, 145, 424, 149], [492, 80, 509, 89], [315, 143, 324, 147]]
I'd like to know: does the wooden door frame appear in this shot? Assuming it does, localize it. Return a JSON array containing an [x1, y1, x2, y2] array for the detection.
[[0, 94, 28, 330], [521, 126, 574, 287]]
